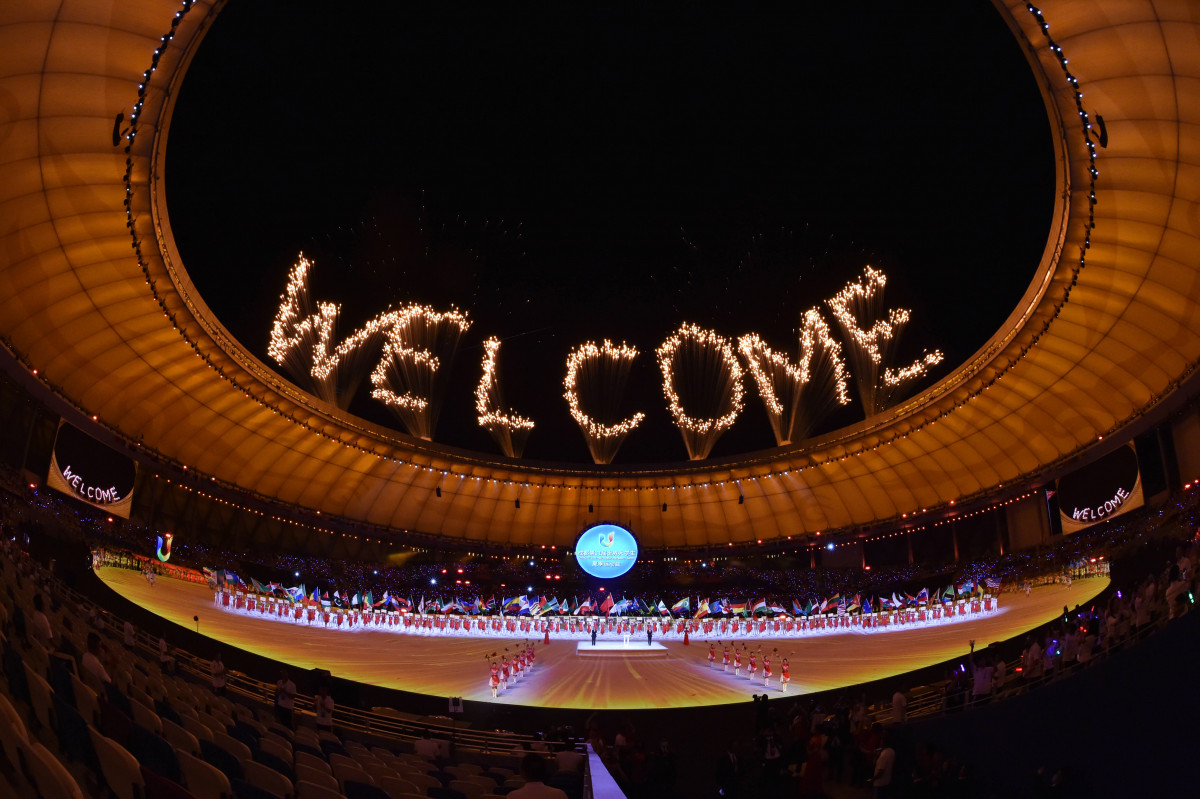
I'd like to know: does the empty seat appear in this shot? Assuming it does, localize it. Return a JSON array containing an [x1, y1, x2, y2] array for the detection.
[[296, 750, 331, 774], [295, 763, 339, 792], [132, 697, 164, 735], [293, 779, 345, 799], [23, 660, 55, 734], [178, 747, 234, 799], [244, 758, 295, 799], [91, 727, 147, 799], [449, 779, 489, 799], [22, 739, 85, 799], [343, 780, 391, 799], [164, 717, 202, 756]]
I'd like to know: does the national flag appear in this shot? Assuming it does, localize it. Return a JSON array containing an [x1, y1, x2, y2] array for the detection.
[[847, 594, 861, 613], [837, 596, 847, 616], [904, 592, 918, 606], [249, 577, 269, 594], [985, 577, 1001, 591], [959, 578, 975, 596], [862, 596, 872, 614], [707, 598, 723, 615], [487, 595, 497, 610], [671, 597, 690, 614], [748, 598, 765, 615], [599, 594, 615, 615], [221, 570, 242, 585], [792, 599, 805, 616], [879, 595, 894, 610], [612, 598, 632, 615], [363, 591, 374, 608], [287, 584, 306, 602], [729, 601, 748, 616], [503, 596, 521, 612], [518, 596, 531, 615], [768, 602, 787, 615], [916, 587, 929, 604], [694, 598, 710, 619], [820, 595, 840, 614], [656, 600, 670, 616], [202, 567, 216, 580], [942, 586, 955, 603], [575, 597, 594, 614], [890, 592, 902, 610]]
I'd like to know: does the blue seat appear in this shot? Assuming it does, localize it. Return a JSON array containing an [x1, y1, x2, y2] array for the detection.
[[428, 787, 467, 799], [2, 646, 28, 704], [200, 737, 244, 782], [54, 695, 100, 773], [344, 780, 392, 799], [131, 722, 181, 781], [232, 777, 281, 799], [252, 748, 291, 778]]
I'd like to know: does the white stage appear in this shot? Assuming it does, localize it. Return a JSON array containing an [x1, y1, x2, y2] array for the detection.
[[576, 640, 670, 658]]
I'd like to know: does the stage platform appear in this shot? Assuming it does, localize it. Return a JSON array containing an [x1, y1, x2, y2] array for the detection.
[[576, 640, 669, 658], [97, 567, 1107, 710]]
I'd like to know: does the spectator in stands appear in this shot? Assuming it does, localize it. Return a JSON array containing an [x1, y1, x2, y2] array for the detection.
[[509, 752, 568, 799], [715, 739, 741, 798], [274, 669, 296, 727], [967, 641, 993, 705], [30, 593, 53, 649], [413, 729, 442, 760], [891, 687, 907, 723], [210, 650, 226, 696], [1022, 636, 1042, 681], [315, 683, 334, 732], [872, 728, 896, 797], [81, 631, 111, 691], [158, 634, 175, 674], [123, 618, 135, 649]]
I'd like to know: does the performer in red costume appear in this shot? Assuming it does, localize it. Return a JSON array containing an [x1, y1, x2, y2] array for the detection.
[[708, 643, 716, 668], [780, 657, 791, 692], [723, 645, 731, 672], [748, 651, 757, 680], [734, 648, 742, 676], [500, 657, 510, 692], [490, 662, 500, 698], [762, 653, 772, 686]]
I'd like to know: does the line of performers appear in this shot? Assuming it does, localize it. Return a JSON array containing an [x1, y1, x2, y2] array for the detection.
[[705, 641, 794, 692], [211, 587, 998, 641], [487, 642, 537, 699]]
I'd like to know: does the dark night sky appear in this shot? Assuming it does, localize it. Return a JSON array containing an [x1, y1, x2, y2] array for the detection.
[[167, 1, 1053, 466]]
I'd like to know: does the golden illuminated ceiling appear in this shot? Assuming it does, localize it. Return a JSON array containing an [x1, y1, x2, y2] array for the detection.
[[1, 0, 1198, 549]]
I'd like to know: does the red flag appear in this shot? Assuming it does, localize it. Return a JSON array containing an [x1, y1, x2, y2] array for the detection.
[[599, 594, 615, 615]]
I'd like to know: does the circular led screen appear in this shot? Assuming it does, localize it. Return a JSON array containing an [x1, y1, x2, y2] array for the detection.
[[575, 524, 638, 579]]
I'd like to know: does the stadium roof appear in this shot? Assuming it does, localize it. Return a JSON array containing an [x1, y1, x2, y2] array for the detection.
[[2, 0, 1199, 549]]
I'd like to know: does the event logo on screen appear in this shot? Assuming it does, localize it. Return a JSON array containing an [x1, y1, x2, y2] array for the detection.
[[575, 524, 638, 578]]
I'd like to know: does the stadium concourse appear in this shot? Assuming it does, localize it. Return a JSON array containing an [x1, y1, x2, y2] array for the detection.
[[98, 565, 1105, 710]]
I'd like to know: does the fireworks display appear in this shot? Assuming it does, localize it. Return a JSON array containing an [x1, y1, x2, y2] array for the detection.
[[827, 267, 944, 417], [369, 305, 472, 440], [656, 323, 745, 460], [268, 254, 387, 408], [564, 340, 646, 464], [738, 308, 851, 445], [475, 336, 535, 458]]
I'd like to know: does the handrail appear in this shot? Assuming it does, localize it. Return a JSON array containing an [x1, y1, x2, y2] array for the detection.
[[55, 564, 553, 753], [866, 610, 1169, 725]]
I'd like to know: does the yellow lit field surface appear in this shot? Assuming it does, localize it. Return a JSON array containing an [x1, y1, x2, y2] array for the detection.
[[98, 567, 1107, 710]]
